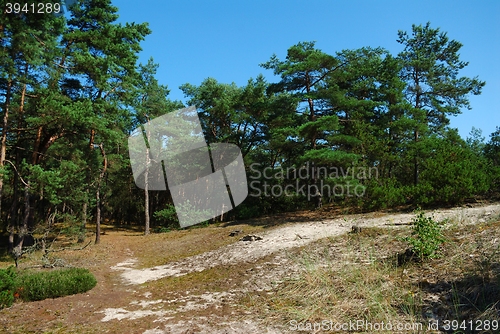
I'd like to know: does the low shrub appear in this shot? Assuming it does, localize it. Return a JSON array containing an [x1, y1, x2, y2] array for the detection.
[[154, 204, 179, 228], [16, 267, 97, 301], [0, 266, 17, 309], [403, 210, 445, 260]]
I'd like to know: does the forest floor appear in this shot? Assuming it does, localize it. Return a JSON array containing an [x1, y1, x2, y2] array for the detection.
[[1, 202, 499, 333]]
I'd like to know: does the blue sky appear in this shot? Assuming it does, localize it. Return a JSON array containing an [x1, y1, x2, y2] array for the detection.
[[112, 0, 499, 141]]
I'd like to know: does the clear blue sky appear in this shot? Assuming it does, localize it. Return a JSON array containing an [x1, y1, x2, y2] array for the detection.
[[112, 0, 499, 141]]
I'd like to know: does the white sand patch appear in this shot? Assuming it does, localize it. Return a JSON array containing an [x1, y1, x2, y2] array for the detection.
[[130, 299, 165, 308], [99, 307, 168, 322], [111, 204, 500, 285], [166, 291, 235, 312], [110, 258, 138, 269], [98, 292, 237, 323], [143, 329, 165, 334]]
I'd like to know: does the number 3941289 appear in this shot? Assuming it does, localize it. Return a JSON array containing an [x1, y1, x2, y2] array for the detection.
[[5, 2, 62, 15]]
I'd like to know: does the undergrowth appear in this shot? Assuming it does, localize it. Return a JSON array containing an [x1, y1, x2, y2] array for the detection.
[[0, 267, 97, 308]]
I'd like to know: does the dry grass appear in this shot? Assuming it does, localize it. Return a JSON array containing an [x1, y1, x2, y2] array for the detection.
[[126, 222, 266, 268], [248, 217, 500, 333]]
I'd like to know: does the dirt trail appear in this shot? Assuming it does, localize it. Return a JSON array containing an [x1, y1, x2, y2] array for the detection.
[[112, 204, 500, 285]]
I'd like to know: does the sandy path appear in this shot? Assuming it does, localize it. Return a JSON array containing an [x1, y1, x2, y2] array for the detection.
[[96, 203, 500, 333], [111, 203, 500, 285]]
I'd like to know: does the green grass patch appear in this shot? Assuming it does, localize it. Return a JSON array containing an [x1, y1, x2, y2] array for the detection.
[[15, 267, 97, 302]]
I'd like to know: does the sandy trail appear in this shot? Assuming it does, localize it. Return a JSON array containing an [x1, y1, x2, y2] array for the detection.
[[111, 203, 500, 285], [97, 203, 500, 333]]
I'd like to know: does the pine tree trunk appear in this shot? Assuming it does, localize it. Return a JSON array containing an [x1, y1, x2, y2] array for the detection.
[[144, 184, 150, 234], [414, 87, 421, 186], [144, 146, 150, 235], [143, 119, 151, 235], [79, 196, 88, 243], [85, 130, 94, 243], [95, 143, 107, 244], [13, 182, 30, 266], [414, 130, 419, 186], [8, 78, 27, 256], [95, 187, 101, 244], [0, 79, 11, 248]]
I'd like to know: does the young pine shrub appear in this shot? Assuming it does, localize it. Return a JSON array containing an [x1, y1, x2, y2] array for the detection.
[[0, 266, 17, 309], [403, 211, 446, 261]]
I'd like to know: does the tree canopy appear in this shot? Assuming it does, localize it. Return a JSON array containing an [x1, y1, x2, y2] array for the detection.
[[0, 4, 497, 257]]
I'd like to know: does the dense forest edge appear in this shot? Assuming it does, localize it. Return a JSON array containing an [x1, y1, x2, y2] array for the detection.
[[1, 0, 499, 265]]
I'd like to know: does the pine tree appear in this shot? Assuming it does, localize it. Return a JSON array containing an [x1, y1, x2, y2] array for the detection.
[[0, 0, 65, 255], [397, 22, 485, 185]]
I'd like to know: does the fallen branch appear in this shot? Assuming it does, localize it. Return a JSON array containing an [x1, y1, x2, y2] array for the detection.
[[43, 239, 92, 254], [384, 222, 412, 226]]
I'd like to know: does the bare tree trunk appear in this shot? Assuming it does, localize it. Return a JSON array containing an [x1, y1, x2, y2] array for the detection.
[[95, 143, 107, 244], [144, 184, 150, 234], [13, 182, 30, 266], [305, 73, 319, 197], [144, 145, 150, 235], [79, 196, 88, 243], [95, 189, 101, 244], [414, 130, 419, 186], [305, 73, 316, 150], [1, 79, 12, 248], [6, 76, 27, 255], [413, 77, 421, 187], [80, 130, 95, 242], [143, 118, 152, 235]]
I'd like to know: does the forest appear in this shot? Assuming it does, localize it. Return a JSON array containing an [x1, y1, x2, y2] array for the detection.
[[1, 0, 499, 258]]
